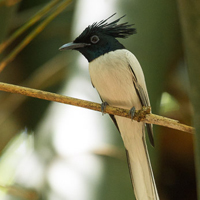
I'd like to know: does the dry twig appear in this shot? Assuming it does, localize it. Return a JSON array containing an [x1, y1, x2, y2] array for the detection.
[[0, 82, 194, 134]]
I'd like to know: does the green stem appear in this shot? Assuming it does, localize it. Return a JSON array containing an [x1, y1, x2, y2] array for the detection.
[[0, 0, 72, 72], [0, 0, 61, 53]]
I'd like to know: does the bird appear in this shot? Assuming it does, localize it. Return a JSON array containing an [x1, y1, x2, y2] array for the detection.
[[59, 13, 159, 200]]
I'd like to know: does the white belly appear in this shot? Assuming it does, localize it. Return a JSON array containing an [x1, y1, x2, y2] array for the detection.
[[89, 49, 142, 110]]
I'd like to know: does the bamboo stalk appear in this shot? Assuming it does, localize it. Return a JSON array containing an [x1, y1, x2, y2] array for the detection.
[[177, 0, 200, 198]]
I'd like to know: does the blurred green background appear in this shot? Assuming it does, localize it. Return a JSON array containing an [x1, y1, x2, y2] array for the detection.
[[0, 0, 199, 200]]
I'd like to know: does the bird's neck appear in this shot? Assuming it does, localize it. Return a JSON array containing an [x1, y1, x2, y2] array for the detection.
[[78, 40, 125, 62]]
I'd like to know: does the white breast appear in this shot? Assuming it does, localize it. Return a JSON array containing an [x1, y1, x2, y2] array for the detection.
[[89, 49, 144, 110]]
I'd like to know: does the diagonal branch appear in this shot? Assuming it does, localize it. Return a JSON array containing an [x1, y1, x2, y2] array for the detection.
[[0, 81, 194, 134]]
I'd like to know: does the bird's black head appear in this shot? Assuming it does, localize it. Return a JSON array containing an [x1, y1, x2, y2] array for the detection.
[[59, 14, 136, 62]]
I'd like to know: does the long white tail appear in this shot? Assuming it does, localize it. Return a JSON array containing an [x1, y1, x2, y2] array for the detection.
[[126, 137, 159, 200], [116, 117, 159, 200]]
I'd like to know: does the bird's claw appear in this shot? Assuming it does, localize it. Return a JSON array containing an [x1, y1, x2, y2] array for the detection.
[[131, 106, 151, 122], [129, 106, 135, 120], [101, 102, 109, 115]]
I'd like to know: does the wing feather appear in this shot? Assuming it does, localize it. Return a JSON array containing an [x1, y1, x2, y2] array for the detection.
[[127, 59, 154, 146]]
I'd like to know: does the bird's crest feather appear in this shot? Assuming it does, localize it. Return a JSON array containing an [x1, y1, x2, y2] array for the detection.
[[75, 13, 136, 42]]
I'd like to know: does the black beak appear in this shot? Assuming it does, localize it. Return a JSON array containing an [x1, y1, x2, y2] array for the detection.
[[59, 42, 90, 51]]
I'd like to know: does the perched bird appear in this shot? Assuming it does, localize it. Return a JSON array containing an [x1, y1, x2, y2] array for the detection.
[[59, 14, 159, 200]]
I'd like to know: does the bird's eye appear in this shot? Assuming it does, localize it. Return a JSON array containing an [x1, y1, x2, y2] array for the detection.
[[90, 35, 99, 44]]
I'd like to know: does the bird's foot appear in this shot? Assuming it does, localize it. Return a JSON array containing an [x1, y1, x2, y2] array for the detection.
[[101, 102, 109, 115], [131, 106, 151, 122], [129, 106, 135, 120]]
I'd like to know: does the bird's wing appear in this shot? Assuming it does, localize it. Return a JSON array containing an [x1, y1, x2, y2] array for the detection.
[[123, 51, 159, 199], [126, 54, 154, 146]]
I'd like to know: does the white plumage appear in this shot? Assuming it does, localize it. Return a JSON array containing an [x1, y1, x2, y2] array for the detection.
[[89, 49, 159, 200]]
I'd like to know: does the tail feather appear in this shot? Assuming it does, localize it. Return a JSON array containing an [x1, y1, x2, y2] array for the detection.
[[125, 132, 159, 200], [142, 136, 159, 199]]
